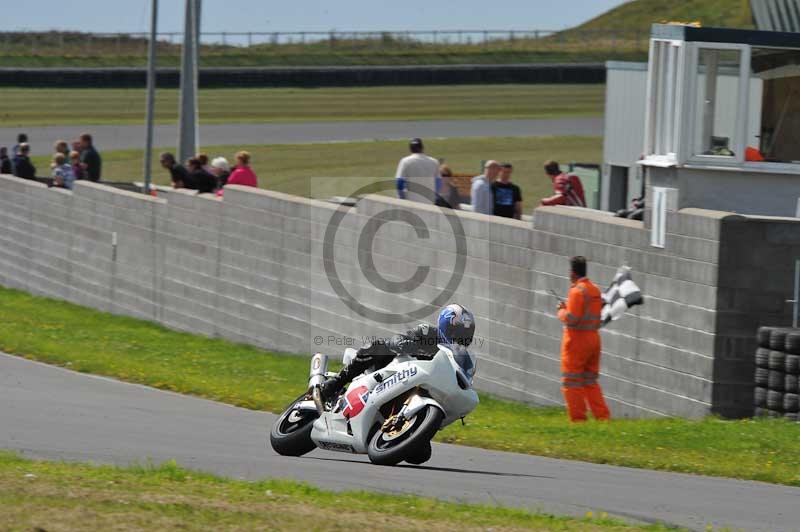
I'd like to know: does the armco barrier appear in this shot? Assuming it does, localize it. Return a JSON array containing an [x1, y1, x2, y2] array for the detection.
[[0, 174, 796, 418], [0, 64, 606, 88]]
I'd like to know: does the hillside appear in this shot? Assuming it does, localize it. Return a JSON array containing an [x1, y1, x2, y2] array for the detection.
[[574, 0, 753, 33]]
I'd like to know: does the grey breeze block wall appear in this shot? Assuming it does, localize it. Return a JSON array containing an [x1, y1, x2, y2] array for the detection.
[[0, 174, 794, 418]]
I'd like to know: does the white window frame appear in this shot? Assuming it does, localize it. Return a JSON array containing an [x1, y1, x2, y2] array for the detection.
[[643, 39, 685, 166], [684, 42, 751, 167]]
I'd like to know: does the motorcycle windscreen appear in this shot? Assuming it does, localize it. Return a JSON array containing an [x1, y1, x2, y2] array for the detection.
[[451, 344, 476, 379]]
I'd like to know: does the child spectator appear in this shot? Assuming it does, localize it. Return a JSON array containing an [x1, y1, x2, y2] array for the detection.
[[70, 151, 85, 181], [51, 152, 75, 190], [12, 143, 36, 180], [540, 161, 586, 207]]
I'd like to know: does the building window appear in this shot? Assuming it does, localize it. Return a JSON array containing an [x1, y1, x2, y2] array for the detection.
[[751, 47, 800, 163], [693, 48, 742, 158]]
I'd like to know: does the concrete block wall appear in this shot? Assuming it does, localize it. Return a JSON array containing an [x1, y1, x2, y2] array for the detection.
[[1, 175, 794, 418]]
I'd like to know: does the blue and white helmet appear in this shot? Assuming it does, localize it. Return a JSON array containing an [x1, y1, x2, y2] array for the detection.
[[437, 303, 475, 347]]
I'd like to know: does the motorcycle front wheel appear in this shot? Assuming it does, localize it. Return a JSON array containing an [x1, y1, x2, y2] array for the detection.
[[367, 405, 443, 466], [269, 393, 319, 457]]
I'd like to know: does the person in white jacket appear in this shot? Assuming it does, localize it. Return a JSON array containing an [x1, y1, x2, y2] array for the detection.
[[470, 160, 499, 215], [395, 138, 441, 204]]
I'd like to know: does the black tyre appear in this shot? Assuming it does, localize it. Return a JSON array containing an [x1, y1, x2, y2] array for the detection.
[[786, 354, 800, 375], [767, 409, 783, 418], [754, 386, 767, 407], [754, 407, 767, 417], [783, 393, 800, 413], [786, 332, 800, 355], [786, 374, 799, 394], [755, 368, 769, 387], [768, 350, 786, 371], [755, 348, 771, 369], [757, 326, 776, 348], [770, 329, 790, 351], [769, 370, 785, 391], [270, 395, 319, 457], [767, 390, 784, 411], [367, 405, 443, 466], [784, 413, 799, 422], [405, 441, 432, 465]]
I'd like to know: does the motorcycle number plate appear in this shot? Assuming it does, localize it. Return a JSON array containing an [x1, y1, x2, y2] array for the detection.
[[342, 385, 370, 419]]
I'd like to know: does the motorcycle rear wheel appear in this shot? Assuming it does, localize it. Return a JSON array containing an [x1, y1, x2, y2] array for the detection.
[[367, 405, 443, 466], [270, 394, 319, 457]]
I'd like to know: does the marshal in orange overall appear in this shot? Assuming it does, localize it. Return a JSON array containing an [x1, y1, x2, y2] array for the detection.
[[556, 256, 611, 422]]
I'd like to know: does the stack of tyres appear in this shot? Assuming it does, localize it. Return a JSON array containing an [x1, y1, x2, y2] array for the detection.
[[754, 327, 800, 421]]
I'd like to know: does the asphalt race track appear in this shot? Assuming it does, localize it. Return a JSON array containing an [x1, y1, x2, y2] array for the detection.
[[0, 117, 603, 152], [1, 352, 796, 532]]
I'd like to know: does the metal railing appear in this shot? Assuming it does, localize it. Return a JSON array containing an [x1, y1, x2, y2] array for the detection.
[[0, 29, 649, 56]]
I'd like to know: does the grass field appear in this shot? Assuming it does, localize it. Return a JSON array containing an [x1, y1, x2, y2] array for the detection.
[[0, 452, 676, 532], [0, 0, 751, 68], [30, 136, 603, 208], [0, 85, 604, 127], [1, 286, 799, 487]]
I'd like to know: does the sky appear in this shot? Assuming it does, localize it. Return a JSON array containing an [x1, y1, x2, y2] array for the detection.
[[6, 0, 630, 33]]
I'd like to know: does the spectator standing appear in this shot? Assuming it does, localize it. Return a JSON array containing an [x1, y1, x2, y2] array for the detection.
[[12, 133, 28, 160], [470, 160, 498, 215], [435, 164, 460, 210], [556, 256, 610, 422], [160, 152, 192, 189], [70, 151, 86, 181], [492, 162, 523, 219], [12, 143, 36, 180], [210, 156, 231, 188], [54, 140, 70, 160], [78, 133, 102, 182], [540, 161, 586, 207], [225, 151, 258, 187], [186, 157, 217, 194], [51, 152, 75, 190], [196, 153, 214, 174], [11, 133, 28, 174], [395, 138, 440, 204], [0, 147, 11, 174]]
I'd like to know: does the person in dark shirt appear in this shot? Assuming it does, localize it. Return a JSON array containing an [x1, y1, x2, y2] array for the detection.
[[492, 162, 523, 219], [12, 143, 36, 180], [160, 152, 192, 189], [78, 133, 102, 182], [186, 157, 217, 194], [0, 147, 11, 174]]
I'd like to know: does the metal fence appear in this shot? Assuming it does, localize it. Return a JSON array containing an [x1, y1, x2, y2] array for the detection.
[[0, 29, 649, 56]]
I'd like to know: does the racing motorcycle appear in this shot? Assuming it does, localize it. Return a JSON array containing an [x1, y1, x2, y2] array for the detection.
[[269, 344, 478, 466]]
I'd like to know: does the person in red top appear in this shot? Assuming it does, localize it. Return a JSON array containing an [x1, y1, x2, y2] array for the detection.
[[540, 160, 586, 207], [226, 151, 258, 187], [556, 256, 610, 422]]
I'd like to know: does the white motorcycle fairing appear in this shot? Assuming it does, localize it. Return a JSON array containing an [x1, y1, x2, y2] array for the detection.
[[309, 345, 478, 454]]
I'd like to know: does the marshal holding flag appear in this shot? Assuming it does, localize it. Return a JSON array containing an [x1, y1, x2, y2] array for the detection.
[[555, 257, 644, 422]]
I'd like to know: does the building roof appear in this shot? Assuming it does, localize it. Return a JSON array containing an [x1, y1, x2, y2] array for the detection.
[[651, 23, 800, 48]]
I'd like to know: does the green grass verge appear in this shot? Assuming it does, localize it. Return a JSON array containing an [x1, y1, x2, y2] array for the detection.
[[0, 85, 604, 127], [0, 452, 674, 531], [30, 136, 604, 209], [0, 286, 799, 487]]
